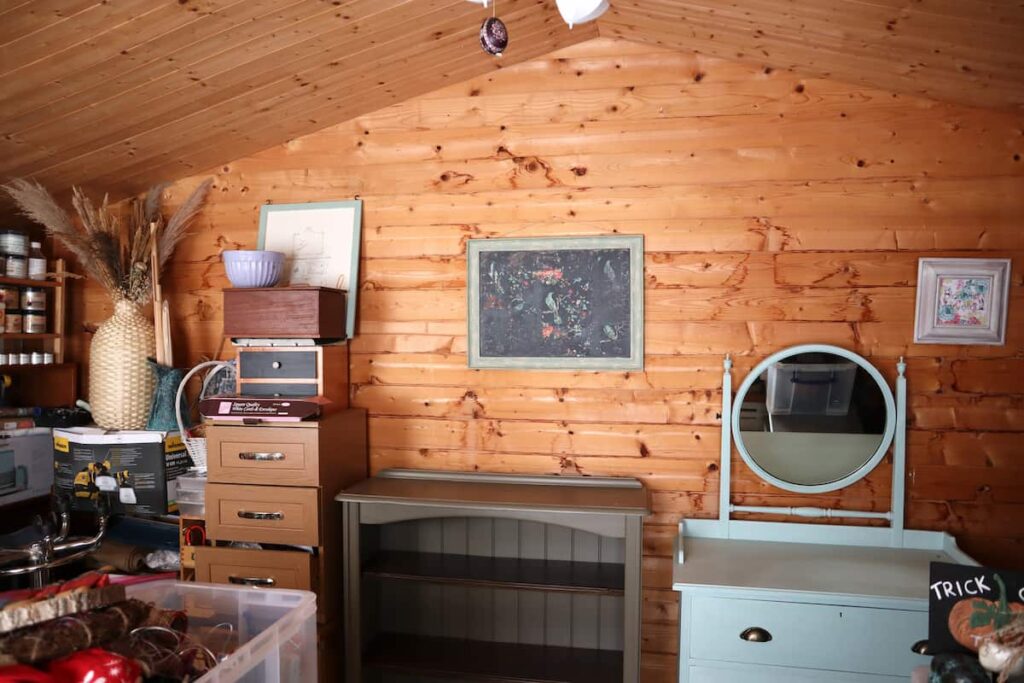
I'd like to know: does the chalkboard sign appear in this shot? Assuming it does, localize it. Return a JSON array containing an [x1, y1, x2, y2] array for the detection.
[[929, 561, 1024, 654], [467, 236, 644, 370]]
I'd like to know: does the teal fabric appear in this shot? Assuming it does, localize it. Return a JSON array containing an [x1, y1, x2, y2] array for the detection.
[[147, 360, 188, 432]]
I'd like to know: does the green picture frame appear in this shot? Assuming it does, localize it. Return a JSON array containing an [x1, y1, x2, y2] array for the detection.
[[467, 235, 644, 370], [258, 199, 362, 339]]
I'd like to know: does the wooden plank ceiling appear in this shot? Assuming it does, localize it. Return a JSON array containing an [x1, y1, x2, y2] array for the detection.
[[0, 0, 1021, 203], [0, 0, 592, 202], [599, 0, 1024, 111]]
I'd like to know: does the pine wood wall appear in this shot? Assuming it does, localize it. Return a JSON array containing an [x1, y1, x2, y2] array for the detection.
[[68, 37, 1024, 681]]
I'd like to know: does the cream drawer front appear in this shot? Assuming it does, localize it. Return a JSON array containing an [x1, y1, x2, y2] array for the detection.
[[689, 596, 927, 677], [689, 663, 905, 683]]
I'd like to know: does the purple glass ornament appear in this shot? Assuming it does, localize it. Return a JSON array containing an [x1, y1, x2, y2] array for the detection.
[[480, 16, 508, 56]]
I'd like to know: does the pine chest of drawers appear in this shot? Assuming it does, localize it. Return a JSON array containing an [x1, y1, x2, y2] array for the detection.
[[196, 408, 367, 625]]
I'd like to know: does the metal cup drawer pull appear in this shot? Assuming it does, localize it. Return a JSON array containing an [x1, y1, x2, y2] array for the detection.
[[238, 452, 285, 462], [228, 576, 276, 587], [740, 627, 773, 642], [236, 510, 284, 520]]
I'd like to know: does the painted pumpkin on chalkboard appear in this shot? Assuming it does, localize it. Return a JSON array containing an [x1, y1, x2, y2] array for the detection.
[[480, 17, 508, 56], [948, 574, 1024, 651]]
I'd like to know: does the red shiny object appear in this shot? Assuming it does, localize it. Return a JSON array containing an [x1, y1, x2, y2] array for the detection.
[[0, 664, 54, 682], [47, 649, 141, 683]]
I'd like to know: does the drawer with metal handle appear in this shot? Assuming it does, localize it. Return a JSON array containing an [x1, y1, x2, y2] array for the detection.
[[205, 483, 320, 545], [195, 546, 314, 591], [206, 424, 321, 486], [687, 595, 928, 677]]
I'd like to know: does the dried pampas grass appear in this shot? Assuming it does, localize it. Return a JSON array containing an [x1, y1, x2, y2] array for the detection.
[[1, 178, 212, 304]]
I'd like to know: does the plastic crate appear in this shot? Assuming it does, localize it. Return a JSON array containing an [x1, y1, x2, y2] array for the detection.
[[766, 360, 857, 416], [125, 580, 317, 683], [177, 470, 208, 493]]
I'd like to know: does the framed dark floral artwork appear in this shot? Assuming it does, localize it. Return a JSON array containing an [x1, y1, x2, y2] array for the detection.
[[913, 258, 1011, 345], [467, 235, 644, 369]]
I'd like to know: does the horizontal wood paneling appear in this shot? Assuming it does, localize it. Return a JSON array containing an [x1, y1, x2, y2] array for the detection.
[[64, 38, 1024, 682]]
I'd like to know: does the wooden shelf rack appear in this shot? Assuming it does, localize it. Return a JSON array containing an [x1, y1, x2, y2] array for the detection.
[[337, 470, 648, 683], [363, 550, 625, 595], [363, 633, 623, 683]]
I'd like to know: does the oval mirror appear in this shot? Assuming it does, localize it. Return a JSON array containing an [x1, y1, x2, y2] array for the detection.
[[731, 345, 896, 493]]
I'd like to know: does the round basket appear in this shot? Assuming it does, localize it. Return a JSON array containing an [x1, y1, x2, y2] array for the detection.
[[176, 360, 233, 471]]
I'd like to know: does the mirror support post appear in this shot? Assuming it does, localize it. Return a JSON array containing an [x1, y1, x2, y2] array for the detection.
[[719, 355, 733, 528], [891, 358, 908, 545]]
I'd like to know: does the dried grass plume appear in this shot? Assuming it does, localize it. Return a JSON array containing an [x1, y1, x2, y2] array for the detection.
[[1, 178, 212, 304]]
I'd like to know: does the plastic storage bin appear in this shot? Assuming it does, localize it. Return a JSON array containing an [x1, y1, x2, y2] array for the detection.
[[125, 580, 317, 683], [766, 360, 857, 416]]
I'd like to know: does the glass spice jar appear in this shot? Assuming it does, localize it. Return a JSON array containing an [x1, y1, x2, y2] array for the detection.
[[5, 254, 27, 279], [4, 309, 22, 334], [0, 286, 18, 308], [27, 241, 46, 280], [0, 229, 27, 257], [24, 310, 46, 334], [21, 287, 46, 311]]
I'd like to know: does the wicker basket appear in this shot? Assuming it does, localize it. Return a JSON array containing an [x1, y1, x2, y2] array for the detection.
[[89, 299, 156, 430], [176, 360, 233, 471]]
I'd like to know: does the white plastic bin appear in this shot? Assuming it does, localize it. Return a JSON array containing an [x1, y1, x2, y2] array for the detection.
[[125, 580, 317, 683]]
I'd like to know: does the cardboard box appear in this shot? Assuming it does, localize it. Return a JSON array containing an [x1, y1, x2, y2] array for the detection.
[[53, 428, 190, 515]]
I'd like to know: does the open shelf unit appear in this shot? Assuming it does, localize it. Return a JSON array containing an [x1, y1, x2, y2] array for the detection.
[[0, 260, 75, 406], [337, 470, 648, 683]]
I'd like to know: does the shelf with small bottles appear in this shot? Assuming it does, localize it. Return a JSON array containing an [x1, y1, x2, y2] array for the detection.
[[0, 255, 75, 407]]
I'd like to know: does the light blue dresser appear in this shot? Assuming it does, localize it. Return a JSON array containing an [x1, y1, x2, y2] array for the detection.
[[673, 345, 975, 683]]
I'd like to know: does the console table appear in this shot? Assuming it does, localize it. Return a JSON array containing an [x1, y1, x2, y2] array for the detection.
[[336, 470, 648, 683]]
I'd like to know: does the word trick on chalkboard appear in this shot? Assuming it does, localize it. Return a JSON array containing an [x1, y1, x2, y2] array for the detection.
[[929, 561, 1024, 654]]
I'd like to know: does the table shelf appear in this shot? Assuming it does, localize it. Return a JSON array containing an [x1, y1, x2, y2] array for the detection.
[[363, 550, 624, 595], [364, 633, 623, 683], [0, 276, 59, 289]]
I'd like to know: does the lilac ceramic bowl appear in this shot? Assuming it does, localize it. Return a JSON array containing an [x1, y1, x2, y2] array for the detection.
[[222, 250, 285, 288]]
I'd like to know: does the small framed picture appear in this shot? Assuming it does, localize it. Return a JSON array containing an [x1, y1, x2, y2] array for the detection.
[[913, 258, 1011, 345], [467, 235, 644, 370], [258, 200, 362, 339]]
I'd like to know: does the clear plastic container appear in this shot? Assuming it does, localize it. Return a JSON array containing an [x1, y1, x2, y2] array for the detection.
[[177, 487, 206, 503], [125, 580, 317, 683], [177, 500, 206, 517], [177, 470, 208, 493], [766, 360, 858, 416]]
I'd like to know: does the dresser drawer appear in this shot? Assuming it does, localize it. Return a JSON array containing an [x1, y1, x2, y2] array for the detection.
[[688, 596, 927, 677], [239, 350, 317, 379], [688, 663, 904, 683], [206, 483, 320, 545], [195, 546, 314, 591], [207, 424, 321, 486], [238, 381, 319, 397], [235, 345, 349, 408]]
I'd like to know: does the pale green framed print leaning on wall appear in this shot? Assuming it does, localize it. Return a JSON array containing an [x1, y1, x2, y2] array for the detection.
[[258, 199, 362, 339]]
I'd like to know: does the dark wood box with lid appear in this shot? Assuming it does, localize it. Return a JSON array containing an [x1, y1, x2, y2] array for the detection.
[[223, 286, 346, 339]]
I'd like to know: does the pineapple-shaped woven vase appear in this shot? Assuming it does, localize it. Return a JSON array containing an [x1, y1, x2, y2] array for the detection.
[[89, 298, 156, 429]]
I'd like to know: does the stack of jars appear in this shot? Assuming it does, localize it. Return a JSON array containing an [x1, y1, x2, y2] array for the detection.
[[0, 229, 48, 334]]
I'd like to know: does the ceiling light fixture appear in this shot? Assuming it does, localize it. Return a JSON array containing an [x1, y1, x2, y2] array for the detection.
[[467, 0, 608, 31], [555, 0, 609, 28]]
